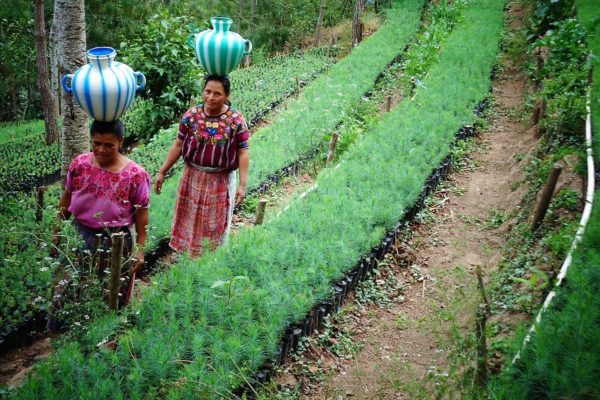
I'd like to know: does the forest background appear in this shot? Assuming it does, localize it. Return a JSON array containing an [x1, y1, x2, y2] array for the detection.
[[0, 0, 371, 125]]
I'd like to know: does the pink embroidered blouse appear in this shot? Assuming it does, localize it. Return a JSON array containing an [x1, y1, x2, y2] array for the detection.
[[66, 153, 151, 229]]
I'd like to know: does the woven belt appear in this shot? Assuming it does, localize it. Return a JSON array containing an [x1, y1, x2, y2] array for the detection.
[[188, 162, 229, 173]]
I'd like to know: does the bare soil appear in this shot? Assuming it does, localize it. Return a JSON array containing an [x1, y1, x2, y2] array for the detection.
[[0, 335, 54, 387]]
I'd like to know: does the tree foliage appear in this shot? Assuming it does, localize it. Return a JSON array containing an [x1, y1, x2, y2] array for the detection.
[[119, 12, 203, 133], [0, 0, 355, 122]]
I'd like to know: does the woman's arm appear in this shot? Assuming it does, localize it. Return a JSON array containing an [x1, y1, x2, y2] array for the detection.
[[154, 138, 184, 194], [236, 148, 249, 205], [131, 207, 149, 273]]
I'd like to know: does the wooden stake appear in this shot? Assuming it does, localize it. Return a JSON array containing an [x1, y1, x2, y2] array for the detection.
[[385, 95, 392, 112], [296, 77, 300, 92], [254, 199, 267, 225], [313, 0, 327, 47], [108, 233, 124, 310], [475, 266, 490, 388], [36, 186, 45, 223], [326, 132, 340, 164], [531, 164, 562, 231]]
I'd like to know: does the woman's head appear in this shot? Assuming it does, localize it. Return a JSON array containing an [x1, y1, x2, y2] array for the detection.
[[90, 120, 124, 165], [202, 75, 230, 114], [90, 120, 124, 141]]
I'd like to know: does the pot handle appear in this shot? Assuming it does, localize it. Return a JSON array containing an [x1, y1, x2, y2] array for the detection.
[[134, 72, 146, 91], [187, 33, 196, 49], [243, 39, 253, 55], [61, 74, 73, 94]]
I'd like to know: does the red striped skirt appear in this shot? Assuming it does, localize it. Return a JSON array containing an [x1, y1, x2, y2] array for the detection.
[[169, 164, 230, 258]]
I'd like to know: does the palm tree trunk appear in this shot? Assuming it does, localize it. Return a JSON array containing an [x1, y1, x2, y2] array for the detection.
[[56, 0, 88, 180]]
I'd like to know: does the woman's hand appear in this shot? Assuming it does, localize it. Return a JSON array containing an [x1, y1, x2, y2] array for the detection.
[[235, 185, 246, 205], [131, 250, 145, 274], [154, 171, 165, 194], [154, 138, 183, 195]]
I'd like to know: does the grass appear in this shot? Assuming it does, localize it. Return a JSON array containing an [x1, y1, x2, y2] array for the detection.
[[0, 120, 45, 145]]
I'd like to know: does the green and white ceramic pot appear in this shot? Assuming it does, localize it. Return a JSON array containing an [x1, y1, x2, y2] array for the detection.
[[187, 17, 252, 76]]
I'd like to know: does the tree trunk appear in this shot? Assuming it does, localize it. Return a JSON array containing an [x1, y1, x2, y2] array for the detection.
[[56, 0, 88, 180], [238, 0, 244, 33], [11, 76, 19, 122], [243, 0, 256, 67], [246, 0, 256, 38], [34, 0, 60, 145], [352, 0, 363, 46], [313, 0, 327, 47], [50, 2, 61, 118]]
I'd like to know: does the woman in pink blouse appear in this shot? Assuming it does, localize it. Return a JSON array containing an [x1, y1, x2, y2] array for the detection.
[[154, 75, 250, 258], [52, 120, 150, 310]]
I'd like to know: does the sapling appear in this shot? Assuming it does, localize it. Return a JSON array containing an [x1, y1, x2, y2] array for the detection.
[[211, 275, 250, 305]]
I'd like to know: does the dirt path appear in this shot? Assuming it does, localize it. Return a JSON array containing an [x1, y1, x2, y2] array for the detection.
[[267, 4, 538, 399]]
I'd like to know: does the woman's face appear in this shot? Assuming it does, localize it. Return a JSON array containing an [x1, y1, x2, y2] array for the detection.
[[202, 80, 228, 112], [91, 132, 122, 165]]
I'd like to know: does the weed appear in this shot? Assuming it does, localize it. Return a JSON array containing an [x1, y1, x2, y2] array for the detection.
[[355, 262, 404, 308], [484, 208, 512, 229]]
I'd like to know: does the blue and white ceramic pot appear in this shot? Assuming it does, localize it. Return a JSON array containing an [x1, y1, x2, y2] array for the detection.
[[61, 47, 146, 121], [187, 17, 252, 76]]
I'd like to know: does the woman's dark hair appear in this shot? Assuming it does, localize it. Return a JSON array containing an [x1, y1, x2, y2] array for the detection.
[[203, 74, 231, 96], [90, 120, 124, 140]]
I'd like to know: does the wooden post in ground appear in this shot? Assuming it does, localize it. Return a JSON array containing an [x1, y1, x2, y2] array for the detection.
[[36, 186, 45, 223], [327, 132, 340, 165], [108, 233, 124, 310], [385, 95, 392, 112], [531, 164, 562, 231], [313, 0, 327, 47], [532, 97, 547, 137], [254, 199, 267, 225], [296, 77, 300, 92], [475, 266, 490, 388]]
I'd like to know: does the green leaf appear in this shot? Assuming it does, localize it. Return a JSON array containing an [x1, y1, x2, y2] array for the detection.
[[210, 280, 229, 289]]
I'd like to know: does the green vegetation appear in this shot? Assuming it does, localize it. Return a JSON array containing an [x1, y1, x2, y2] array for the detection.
[[0, 0, 354, 123], [485, 0, 600, 398], [247, 0, 425, 190], [142, 0, 426, 249], [0, 120, 45, 144], [0, 47, 335, 193], [7, 0, 503, 396], [0, 187, 59, 336], [0, 48, 336, 336]]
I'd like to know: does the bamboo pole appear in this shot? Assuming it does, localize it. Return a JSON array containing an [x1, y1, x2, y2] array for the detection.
[[254, 199, 267, 225], [108, 233, 124, 310], [326, 132, 340, 164], [531, 164, 562, 231]]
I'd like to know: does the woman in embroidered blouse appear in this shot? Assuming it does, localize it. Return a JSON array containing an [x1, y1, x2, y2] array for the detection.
[[53, 120, 150, 303], [154, 74, 250, 258]]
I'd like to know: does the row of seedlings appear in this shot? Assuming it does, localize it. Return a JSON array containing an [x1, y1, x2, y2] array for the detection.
[[0, 49, 339, 354], [243, 134, 461, 393], [244, 0, 468, 199], [143, 0, 427, 250], [0, 48, 336, 194], [9, 0, 504, 397]]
